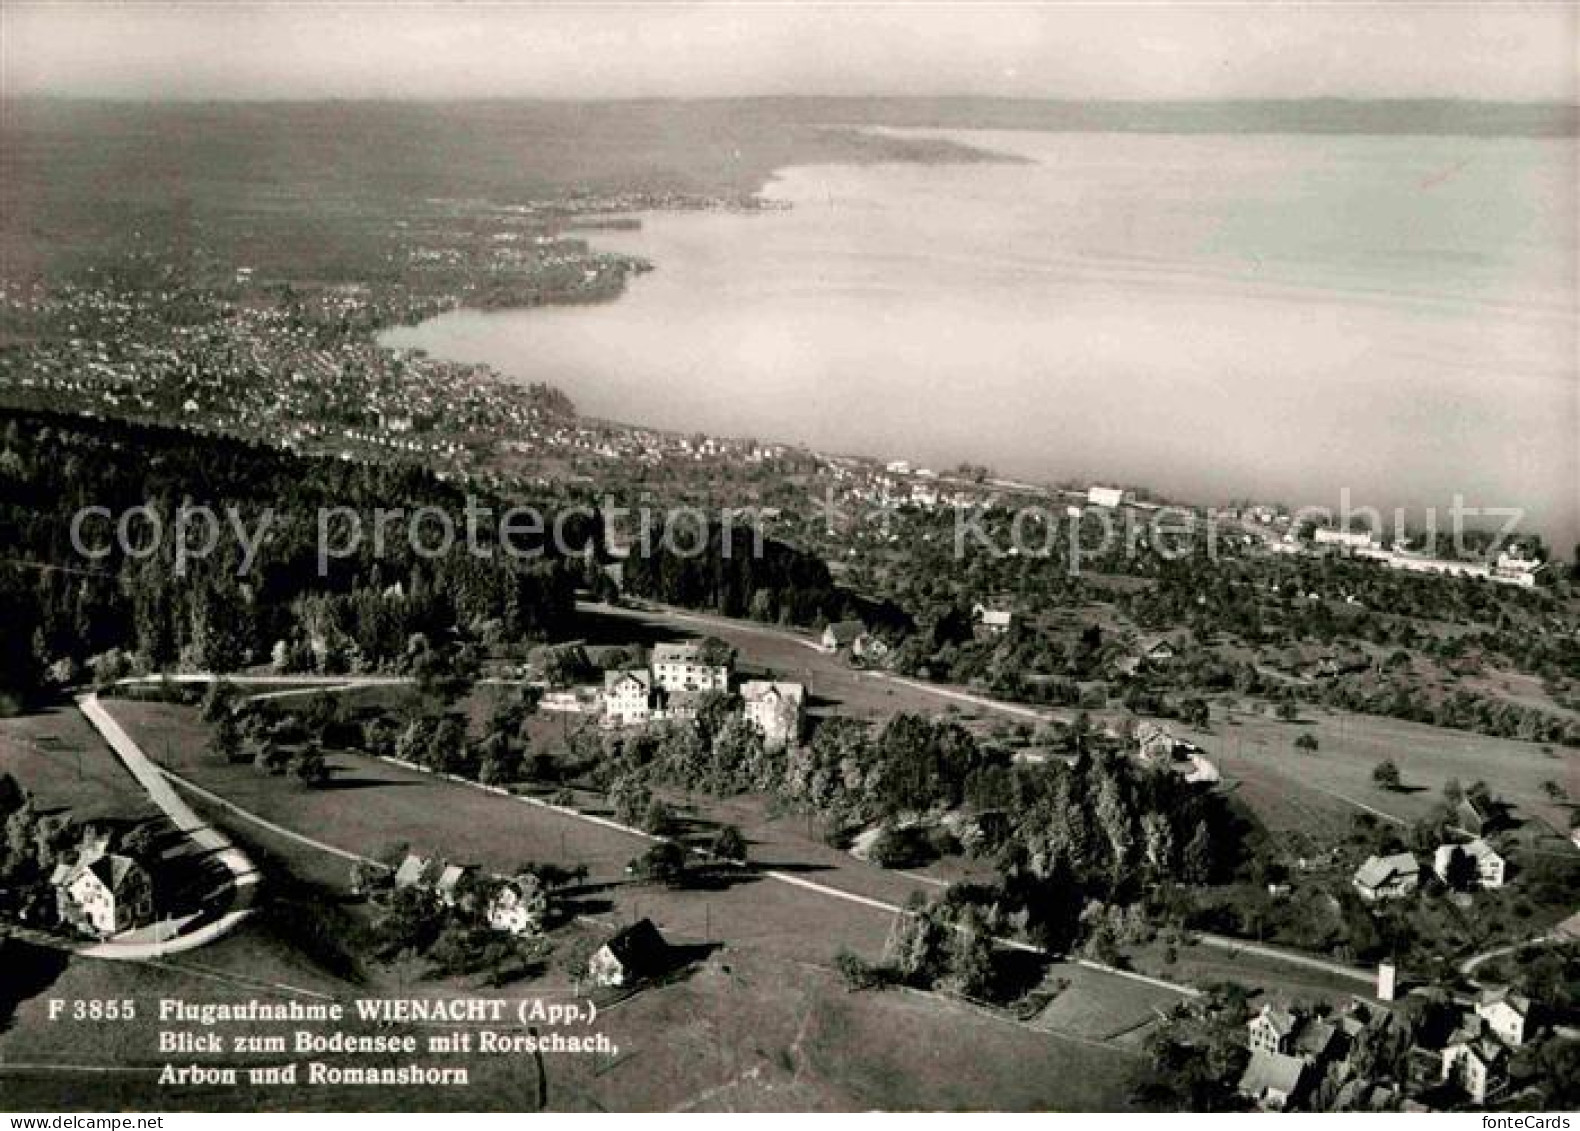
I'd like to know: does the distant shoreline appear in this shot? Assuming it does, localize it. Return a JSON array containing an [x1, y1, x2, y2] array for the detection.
[[10, 94, 1578, 138], [387, 127, 1575, 550]]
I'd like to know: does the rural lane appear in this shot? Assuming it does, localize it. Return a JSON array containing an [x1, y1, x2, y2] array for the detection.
[[1194, 931, 1375, 988], [576, 599, 1074, 724], [73, 692, 259, 958]]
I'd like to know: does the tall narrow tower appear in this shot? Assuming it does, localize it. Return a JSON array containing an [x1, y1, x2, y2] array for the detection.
[[1377, 960, 1397, 1002]]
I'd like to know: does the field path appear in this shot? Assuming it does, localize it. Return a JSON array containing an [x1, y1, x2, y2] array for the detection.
[[159, 767, 383, 868], [1194, 931, 1374, 987], [1458, 930, 1571, 979]]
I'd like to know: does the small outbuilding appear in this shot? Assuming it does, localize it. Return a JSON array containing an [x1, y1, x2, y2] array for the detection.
[[587, 918, 671, 988]]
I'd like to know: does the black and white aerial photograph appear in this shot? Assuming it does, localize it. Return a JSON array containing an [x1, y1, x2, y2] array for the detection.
[[0, 0, 1576, 1117]]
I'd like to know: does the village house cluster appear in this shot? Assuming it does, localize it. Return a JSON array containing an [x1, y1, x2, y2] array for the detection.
[[1240, 980, 1536, 1110], [0, 278, 575, 470], [600, 640, 806, 750], [1352, 795, 1510, 903], [1268, 522, 1549, 589], [0, 234, 827, 502], [389, 851, 548, 937]]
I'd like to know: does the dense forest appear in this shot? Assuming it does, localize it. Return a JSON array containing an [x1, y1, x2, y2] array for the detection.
[[0, 409, 870, 710], [0, 408, 592, 706], [618, 517, 853, 627]]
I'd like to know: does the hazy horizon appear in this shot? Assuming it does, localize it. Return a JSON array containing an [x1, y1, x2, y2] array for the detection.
[[5, 3, 1575, 104], [6, 93, 1577, 108]]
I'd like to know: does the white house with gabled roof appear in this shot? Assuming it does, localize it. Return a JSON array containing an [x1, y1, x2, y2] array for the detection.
[[603, 669, 655, 727], [1433, 838, 1505, 890], [741, 680, 806, 750], [1352, 852, 1419, 901]]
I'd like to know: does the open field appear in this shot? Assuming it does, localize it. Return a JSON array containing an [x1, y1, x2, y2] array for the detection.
[[105, 695, 995, 929], [512, 947, 1146, 1111], [0, 704, 159, 826], [109, 702, 653, 884], [1030, 964, 1182, 1044], [103, 700, 911, 964], [1123, 939, 1378, 1017], [1185, 702, 1579, 841], [4, 695, 1152, 1111]]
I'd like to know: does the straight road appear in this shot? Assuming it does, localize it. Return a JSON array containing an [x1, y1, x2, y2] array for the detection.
[[1194, 931, 1375, 988]]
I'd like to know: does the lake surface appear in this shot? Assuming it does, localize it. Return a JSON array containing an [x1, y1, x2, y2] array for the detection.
[[383, 129, 1577, 549]]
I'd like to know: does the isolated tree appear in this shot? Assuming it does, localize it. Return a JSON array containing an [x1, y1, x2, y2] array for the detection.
[[120, 821, 162, 862], [1178, 697, 1210, 730], [301, 691, 342, 740], [211, 711, 243, 763], [394, 716, 435, 765], [349, 860, 389, 897], [711, 824, 747, 863], [477, 731, 524, 786], [520, 860, 588, 890], [1372, 760, 1402, 792], [694, 636, 736, 668], [429, 715, 470, 774], [1294, 733, 1319, 753], [947, 912, 997, 999], [293, 744, 330, 787], [1094, 773, 1135, 875], [641, 798, 677, 838], [252, 737, 291, 776], [1141, 811, 1175, 873], [629, 840, 686, 887], [1441, 846, 1477, 892], [610, 775, 652, 828], [884, 904, 948, 985], [199, 679, 237, 723], [833, 947, 886, 991], [374, 885, 446, 959], [868, 825, 928, 870]]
